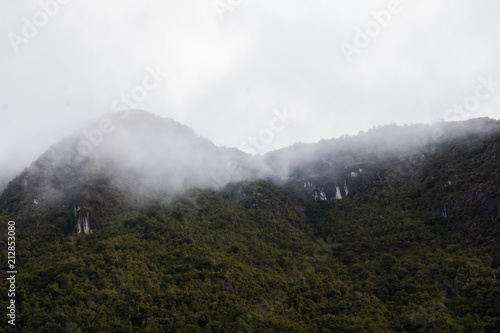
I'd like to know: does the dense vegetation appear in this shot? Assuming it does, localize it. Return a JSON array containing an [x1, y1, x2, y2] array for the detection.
[[1, 183, 499, 331], [1, 119, 499, 332]]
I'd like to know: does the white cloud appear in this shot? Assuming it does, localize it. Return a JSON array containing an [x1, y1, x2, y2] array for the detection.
[[1, 0, 499, 184]]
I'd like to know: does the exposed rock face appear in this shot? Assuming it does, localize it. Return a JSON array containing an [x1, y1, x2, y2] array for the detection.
[[303, 181, 328, 201], [335, 186, 343, 199], [74, 207, 101, 234], [292, 165, 366, 202]]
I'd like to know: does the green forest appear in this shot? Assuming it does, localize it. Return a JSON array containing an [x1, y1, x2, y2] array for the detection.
[[1, 124, 500, 332]]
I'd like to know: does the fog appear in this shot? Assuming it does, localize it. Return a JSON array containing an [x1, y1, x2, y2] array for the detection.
[[1, 0, 500, 190], [17, 109, 497, 213], [21, 110, 254, 205]]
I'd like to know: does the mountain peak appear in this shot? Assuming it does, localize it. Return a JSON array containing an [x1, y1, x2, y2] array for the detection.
[[0, 111, 255, 234], [1, 114, 499, 237]]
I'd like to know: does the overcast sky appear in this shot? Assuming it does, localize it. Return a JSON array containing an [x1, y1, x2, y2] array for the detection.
[[1, 0, 500, 182]]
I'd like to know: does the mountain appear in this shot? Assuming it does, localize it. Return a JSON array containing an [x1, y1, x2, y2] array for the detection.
[[0, 110, 255, 236], [265, 118, 500, 221], [0, 112, 499, 332]]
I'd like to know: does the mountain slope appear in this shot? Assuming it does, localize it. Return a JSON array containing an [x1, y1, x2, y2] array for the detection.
[[1, 179, 499, 331], [265, 119, 500, 232], [0, 110, 254, 236], [0, 113, 499, 332]]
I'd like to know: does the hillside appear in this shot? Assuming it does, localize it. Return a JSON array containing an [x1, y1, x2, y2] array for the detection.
[[0, 110, 254, 237], [0, 113, 499, 332]]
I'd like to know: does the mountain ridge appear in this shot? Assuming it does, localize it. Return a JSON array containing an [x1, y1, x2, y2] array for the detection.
[[1, 111, 499, 237], [1, 111, 500, 331]]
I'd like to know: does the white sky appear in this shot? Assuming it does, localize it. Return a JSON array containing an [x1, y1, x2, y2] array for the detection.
[[1, 0, 500, 181]]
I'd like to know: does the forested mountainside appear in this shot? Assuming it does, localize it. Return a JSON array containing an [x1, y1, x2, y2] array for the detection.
[[0, 113, 499, 332]]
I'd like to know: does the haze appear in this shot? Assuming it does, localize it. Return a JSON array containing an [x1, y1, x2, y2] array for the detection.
[[1, 0, 500, 189]]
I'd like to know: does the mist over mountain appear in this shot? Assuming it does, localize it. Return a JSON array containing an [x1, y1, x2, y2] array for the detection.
[[265, 117, 500, 197], [2, 111, 247, 199], [3, 0, 500, 330], [1, 110, 499, 234], [1, 111, 500, 331]]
